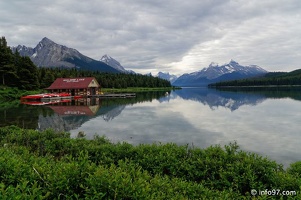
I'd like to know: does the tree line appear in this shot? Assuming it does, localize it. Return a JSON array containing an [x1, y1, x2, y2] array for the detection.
[[209, 70, 301, 87], [39, 68, 171, 89], [0, 36, 171, 90]]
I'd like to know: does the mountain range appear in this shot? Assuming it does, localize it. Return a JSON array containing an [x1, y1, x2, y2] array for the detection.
[[12, 37, 121, 73], [12, 37, 268, 86], [156, 72, 178, 84], [173, 60, 268, 86]]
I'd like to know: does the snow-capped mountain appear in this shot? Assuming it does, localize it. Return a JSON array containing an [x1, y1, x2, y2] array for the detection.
[[173, 60, 268, 86], [156, 72, 178, 83], [11, 37, 120, 73], [100, 54, 135, 74]]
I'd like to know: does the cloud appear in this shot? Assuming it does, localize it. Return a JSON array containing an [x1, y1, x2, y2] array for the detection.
[[1, 0, 300, 74]]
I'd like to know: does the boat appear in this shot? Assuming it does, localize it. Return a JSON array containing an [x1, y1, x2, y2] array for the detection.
[[20, 93, 75, 104]]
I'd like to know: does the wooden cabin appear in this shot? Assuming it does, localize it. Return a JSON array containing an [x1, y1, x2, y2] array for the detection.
[[46, 77, 100, 96]]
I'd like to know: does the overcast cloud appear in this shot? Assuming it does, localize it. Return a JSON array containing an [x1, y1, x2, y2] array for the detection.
[[1, 0, 300, 75]]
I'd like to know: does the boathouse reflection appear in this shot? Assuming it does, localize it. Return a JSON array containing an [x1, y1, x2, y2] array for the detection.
[[47, 98, 101, 116]]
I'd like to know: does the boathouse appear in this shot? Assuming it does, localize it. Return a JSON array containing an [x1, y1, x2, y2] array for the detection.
[[46, 77, 100, 96]]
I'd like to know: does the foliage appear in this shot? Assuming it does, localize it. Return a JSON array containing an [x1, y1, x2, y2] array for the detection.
[[0, 87, 43, 102], [0, 126, 300, 199], [0, 37, 39, 90], [209, 70, 301, 87], [287, 161, 301, 178]]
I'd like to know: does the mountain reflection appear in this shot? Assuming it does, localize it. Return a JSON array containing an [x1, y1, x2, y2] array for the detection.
[[173, 87, 265, 111], [36, 91, 169, 131], [173, 87, 301, 111], [3, 88, 299, 131]]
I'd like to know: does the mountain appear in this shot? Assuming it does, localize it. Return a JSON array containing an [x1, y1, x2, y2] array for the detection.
[[12, 45, 35, 57], [173, 60, 268, 86], [156, 72, 178, 83], [11, 37, 120, 73], [100, 54, 135, 74]]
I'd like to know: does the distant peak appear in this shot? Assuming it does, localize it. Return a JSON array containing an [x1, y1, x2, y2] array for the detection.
[[100, 54, 113, 61], [40, 37, 55, 45], [229, 59, 239, 65], [158, 72, 170, 75], [209, 62, 218, 67]]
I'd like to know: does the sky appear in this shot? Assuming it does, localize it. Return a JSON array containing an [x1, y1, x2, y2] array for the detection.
[[1, 0, 301, 75]]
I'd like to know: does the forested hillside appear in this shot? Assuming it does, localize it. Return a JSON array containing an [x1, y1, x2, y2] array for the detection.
[[209, 70, 301, 87], [0, 37, 171, 90]]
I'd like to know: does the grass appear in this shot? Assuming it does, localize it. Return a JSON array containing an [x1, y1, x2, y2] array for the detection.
[[0, 86, 43, 101], [0, 87, 44, 107]]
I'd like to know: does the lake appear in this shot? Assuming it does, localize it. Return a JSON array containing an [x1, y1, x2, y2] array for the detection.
[[1, 87, 301, 167]]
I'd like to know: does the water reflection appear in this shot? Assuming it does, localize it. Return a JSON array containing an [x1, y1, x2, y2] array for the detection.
[[0, 91, 169, 131], [2, 87, 301, 130], [0, 104, 54, 129], [68, 87, 301, 167], [173, 87, 267, 111], [1, 88, 301, 167]]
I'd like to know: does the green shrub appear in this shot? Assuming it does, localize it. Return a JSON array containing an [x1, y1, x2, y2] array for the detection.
[[0, 126, 300, 199], [287, 161, 301, 177], [0, 181, 50, 199], [84, 160, 240, 199]]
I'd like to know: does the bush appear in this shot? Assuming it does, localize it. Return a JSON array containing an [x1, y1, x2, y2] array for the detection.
[[0, 126, 300, 199], [288, 161, 301, 177]]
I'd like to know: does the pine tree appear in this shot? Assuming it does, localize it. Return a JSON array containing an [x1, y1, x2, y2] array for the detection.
[[17, 57, 39, 90], [0, 36, 17, 86], [41, 70, 55, 88]]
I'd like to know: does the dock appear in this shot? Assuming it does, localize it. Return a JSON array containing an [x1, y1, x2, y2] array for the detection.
[[40, 96, 78, 102], [89, 93, 136, 98]]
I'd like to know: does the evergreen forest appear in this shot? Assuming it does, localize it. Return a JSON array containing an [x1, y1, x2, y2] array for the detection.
[[209, 70, 301, 87], [0, 36, 171, 90]]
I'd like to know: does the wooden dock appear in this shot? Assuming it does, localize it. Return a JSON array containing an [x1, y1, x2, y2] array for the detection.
[[89, 93, 136, 98], [40, 96, 80, 102]]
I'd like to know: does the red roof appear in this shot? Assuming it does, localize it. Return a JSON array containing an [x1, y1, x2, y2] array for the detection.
[[46, 77, 99, 90]]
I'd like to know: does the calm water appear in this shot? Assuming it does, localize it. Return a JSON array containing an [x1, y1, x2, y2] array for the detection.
[[1, 87, 301, 167]]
